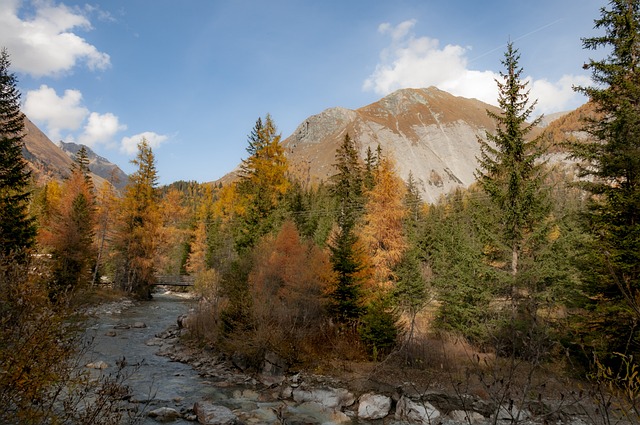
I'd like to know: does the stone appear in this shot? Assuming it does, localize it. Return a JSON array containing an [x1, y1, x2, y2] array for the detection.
[[357, 393, 392, 420], [193, 401, 238, 425], [86, 360, 108, 369], [114, 323, 131, 329], [494, 404, 530, 422], [148, 406, 181, 422], [105, 330, 117, 337], [292, 386, 355, 409], [285, 401, 350, 424], [449, 410, 486, 424], [395, 395, 441, 425], [132, 321, 147, 328]]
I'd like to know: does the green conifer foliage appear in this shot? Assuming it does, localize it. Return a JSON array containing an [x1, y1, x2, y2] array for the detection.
[[476, 42, 549, 279], [572, 0, 640, 357], [0, 48, 35, 257], [328, 134, 365, 324]]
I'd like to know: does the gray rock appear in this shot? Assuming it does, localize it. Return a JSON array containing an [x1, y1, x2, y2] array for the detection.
[[449, 410, 485, 424], [357, 393, 392, 420], [132, 321, 147, 328], [285, 401, 350, 424], [86, 360, 108, 369], [395, 395, 441, 425], [105, 330, 117, 337], [292, 386, 356, 409], [148, 406, 181, 422], [194, 401, 238, 425]]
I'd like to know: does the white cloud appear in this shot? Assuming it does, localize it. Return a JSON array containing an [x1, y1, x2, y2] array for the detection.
[[364, 20, 589, 115], [23, 84, 89, 140], [0, 0, 110, 77], [120, 132, 169, 156], [79, 112, 127, 148]]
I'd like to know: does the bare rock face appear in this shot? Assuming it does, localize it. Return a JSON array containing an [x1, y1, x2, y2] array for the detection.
[[281, 87, 508, 203]]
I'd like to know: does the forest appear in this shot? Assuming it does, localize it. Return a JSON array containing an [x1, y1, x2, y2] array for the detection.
[[1, 1, 640, 424]]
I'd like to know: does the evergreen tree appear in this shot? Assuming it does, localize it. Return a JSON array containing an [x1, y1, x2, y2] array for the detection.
[[328, 134, 366, 324], [235, 115, 289, 251], [572, 0, 640, 357], [476, 42, 549, 280], [0, 48, 35, 257]]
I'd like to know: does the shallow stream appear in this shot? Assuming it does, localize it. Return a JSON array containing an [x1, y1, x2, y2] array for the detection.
[[84, 291, 219, 424]]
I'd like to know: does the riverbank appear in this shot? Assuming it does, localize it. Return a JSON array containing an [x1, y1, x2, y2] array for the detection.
[[82, 290, 605, 424]]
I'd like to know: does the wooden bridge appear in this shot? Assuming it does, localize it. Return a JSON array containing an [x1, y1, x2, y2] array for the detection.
[[152, 275, 195, 287]]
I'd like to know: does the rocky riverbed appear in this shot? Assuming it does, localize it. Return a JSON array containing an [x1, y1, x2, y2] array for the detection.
[[83, 291, 598, 425]]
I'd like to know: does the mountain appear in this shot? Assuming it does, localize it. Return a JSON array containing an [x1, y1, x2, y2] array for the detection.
[[59, 142, 128, 189], [22, 115, 75, 184], [21, 115, 127, 189], [281, 86, 550, 203]]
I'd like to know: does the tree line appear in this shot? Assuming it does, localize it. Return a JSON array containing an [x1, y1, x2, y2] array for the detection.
[[1, 1, 640, 421]]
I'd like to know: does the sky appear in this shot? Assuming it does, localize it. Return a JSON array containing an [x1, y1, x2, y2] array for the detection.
[[2, 0, 605, 184]]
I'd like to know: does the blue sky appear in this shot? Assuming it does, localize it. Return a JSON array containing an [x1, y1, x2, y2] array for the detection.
[[3, 0, 603, 184]]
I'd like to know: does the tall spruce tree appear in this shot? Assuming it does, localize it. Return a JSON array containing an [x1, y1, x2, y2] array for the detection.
[[328, 134, 366, 324], [0, 48, 35, 257], [572, 0, 640, 357], [476, 42, 548, 280]]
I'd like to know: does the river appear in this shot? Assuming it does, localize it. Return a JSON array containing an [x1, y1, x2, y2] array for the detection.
[[84, 291, 221, 424]]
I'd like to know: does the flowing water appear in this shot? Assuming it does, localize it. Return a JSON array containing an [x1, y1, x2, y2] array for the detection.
[[84, 291, 219, 424]]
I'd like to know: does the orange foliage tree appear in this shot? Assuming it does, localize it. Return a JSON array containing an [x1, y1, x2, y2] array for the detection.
[[360, 154, 408, 289], [247, 220, 332, 358], [39, 168, 96, 299]]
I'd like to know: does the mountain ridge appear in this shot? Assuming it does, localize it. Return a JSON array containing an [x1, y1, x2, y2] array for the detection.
[[281, 86, 547, 203]]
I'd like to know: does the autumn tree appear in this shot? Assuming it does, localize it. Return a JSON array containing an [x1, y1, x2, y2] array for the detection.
[[0, 48, 35, 257], [361, 154, 407, 287], [92, 174, 119, 285], [41, 167, 96, 300], [246, 220, 332, 361], [572, 0, 640, 358], [235, 115, 289, 251], [112, 139, 160, 298], [156, 187, 190, 275]]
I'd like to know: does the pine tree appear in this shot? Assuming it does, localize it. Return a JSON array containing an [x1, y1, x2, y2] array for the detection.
[[572, 0, 640, 358], [476, 42, 549, 280], [0, 48, 35, 257]]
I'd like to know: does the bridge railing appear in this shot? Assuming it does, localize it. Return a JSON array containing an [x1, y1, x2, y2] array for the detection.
[[153, 275, 195, 286]]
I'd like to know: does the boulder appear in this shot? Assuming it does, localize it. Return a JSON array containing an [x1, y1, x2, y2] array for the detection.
[[194, 401, 238, 425], [357, 393, 392, 420], [395, 395, 441, 425], [132, 321, 147, 328], [86, 360, 108, 369], [449, 410, 486, 424], [292, 386, 355, 409], [148, 406, 181, 422], [285, 401, 351, 424], [259, 351, 287, 386]]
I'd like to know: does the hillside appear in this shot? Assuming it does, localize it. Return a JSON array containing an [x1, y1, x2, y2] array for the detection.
[[21, 115, 127, 188], [281, 86, 550, 203], [59, 142, 128, 189]]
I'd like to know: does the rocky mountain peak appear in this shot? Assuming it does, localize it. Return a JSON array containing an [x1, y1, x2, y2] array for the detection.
[[282, 87, 509, 203]]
